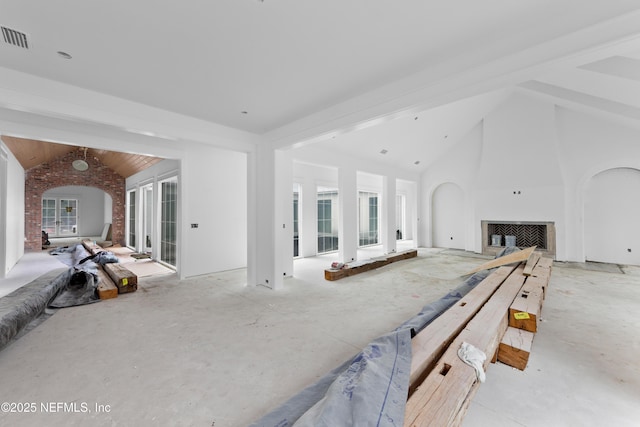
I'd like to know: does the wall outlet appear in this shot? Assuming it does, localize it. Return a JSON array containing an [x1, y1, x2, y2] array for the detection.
[[191, 223, 198, 228]]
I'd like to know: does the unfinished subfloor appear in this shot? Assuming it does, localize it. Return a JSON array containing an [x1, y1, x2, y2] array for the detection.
[[0, 247, 638, 426]]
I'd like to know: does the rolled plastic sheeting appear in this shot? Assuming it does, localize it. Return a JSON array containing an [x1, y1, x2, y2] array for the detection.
[[47, 244, 102, 308], [0, 268, 71, 351]]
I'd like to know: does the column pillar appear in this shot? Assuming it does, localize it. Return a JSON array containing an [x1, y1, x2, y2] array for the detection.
[[338, 167, 358, 263], [247, 144, 290, 289], [301, 177, 318, 258], [275, 149, 293, 279], [382, 175, 397, 254]]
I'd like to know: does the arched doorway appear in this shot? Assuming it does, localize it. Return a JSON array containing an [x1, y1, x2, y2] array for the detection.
[[24, 150, 125, 250], [584, 167, 640, 265], [432, 182, 465, 249]]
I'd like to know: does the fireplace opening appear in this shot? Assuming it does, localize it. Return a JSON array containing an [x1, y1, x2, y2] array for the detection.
[[481, 221, 556, 258], [487, 223, 547, 249]]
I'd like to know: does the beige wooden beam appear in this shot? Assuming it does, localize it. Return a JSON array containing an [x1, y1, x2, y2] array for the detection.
[[464, 246, 536, 275], [405, 265, 528, 427], [409, 265, 517, 393]]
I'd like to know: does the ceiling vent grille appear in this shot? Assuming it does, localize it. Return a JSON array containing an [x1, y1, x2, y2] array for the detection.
[[1, 26, 29, 49]]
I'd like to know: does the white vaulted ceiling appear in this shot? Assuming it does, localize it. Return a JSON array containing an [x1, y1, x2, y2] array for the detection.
[[1, 2, 640, 173]]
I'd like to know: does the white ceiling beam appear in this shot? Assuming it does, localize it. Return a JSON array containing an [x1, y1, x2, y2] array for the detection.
[[517, 81, 640, 131], [0, 67, 262, 154], [536, 67, 640, 109], [266, 10, 640, 150]]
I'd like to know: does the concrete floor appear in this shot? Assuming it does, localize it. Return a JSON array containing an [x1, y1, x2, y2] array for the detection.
[[0, 245, 638, 426]]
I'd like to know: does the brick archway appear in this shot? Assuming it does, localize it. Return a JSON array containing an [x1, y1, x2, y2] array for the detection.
[[25, 151, 125, 251]]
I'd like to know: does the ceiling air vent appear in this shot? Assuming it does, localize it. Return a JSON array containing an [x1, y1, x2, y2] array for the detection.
[[1, 26, 29, 49]]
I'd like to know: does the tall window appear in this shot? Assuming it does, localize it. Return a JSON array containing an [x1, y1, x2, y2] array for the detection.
[[317, 189, 339, 253], [359, 191, 379, 246], [293, 185, 300, 257], [127, 190, 136, 248], [160, 177, 178, 267]]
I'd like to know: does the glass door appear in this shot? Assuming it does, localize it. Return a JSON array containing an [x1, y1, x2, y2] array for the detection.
[[160, 177, 177, 267], [42, 198, 79, 237], [58, 199, 78, 236], [142, 185, 154, 253], [42, 198, 57, 237], [317, 188, 339, 253], [127, 190, 136, 248], [293, 183, 300, 258]]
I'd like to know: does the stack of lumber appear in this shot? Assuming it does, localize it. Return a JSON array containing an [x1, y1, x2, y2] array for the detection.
[[405, 249, 553, 426], [81, 240, 138, 299], [324, 249, 417, 281], [104, 262, 138, 294], [498, 254, 553, 371]]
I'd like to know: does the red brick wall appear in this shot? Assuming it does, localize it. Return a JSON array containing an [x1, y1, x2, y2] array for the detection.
[[25, 151, 125, 251]]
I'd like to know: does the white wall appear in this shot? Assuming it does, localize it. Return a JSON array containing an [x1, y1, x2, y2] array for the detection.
[[104, 192, 113, 224], [421, 91, 640, 265], [555, 107, 640, 263], [0, 142, 24, 276], [584, 168, 640, 264], [432, 182, 465, 249], [43, 185, 109, 236], [423, 93, 565, 255], [421, 121, 483, 251], [475, 93, 565, 254], [398, 179, 417, 242], [182, 146, 247, 278], [129, 152, 247, 279]]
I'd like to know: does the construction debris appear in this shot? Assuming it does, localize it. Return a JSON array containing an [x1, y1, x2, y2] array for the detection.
[[82, 240, 138, 297]]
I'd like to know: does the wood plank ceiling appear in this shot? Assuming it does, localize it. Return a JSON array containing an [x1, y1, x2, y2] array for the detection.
[[1, 135, 164, 178]]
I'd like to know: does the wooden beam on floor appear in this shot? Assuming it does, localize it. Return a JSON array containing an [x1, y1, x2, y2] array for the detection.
[[508, 257, 552, 333], [104, 263, 138, 294], [404, 265, 528, 427], [531, 257, 553, 299], [96, 267, 118, 300], [498, 327, 534, 371], [82, 239, 104, 255], [409, 265, 517, 394], [324, 249, 417, 281], [464, 246, 536, 275], [508, 279, 544, 333], [523, 252, 542, 276]]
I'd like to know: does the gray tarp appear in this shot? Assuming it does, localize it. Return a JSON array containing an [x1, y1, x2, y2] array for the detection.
[[0, 244, 115, 350], [48, 244, 102, 308], [0, 268, 70, 351], [250, 248, 519, 427]]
